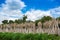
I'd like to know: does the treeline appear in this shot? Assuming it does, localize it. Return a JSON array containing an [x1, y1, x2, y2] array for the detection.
[[2, 15, 60, 24], [2, 15, 27, 24], [0, 32, 60, 40]]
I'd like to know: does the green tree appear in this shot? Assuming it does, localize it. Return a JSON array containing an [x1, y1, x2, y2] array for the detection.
[[56, 17, 60, 20], [15, 19, 23, 24], [35, 19, 40, 26], [15, 20, 19, 24], [35, 16, 52, 28], [2, 20, 8, 24], [23, 15, 27, 23], [40, 16, 52, 28], [40, 16, 52, 23], [17, 19, 23, 24], [9, 20, 14, 24]]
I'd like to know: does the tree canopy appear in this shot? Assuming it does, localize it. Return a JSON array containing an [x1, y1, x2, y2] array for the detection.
[[23, 15, 27, 23], [35, 16, 52, 26], [2, 15, 27, 24], [2, 20, 8, 24], [40, 16, 52, 23], [9, 20, 14, 24], [2, 15, 60, 25], [15, 19, 23, 24], [56, 17, 60, 20]]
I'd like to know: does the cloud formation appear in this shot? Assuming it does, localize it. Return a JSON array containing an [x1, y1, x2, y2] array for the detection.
[[25, 7, 60, 21], [0, 0, 26, 23], [25, 9, 52, 21], [5, 0, 26, 10], [0, 0, 60, 24], [50, 7, 60, 18]]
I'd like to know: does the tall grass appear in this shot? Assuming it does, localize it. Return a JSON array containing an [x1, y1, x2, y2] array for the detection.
[[0, 32, 60, 40]]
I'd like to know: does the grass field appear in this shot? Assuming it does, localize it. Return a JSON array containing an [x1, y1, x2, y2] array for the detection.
[[0, 32, 60, 40]]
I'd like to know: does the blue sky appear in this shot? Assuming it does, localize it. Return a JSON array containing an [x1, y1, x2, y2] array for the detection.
[[22, 0, 60, 10], [0, 0, 60, 23], [22, 0, 60, 13], [0, 0, 60, 12]]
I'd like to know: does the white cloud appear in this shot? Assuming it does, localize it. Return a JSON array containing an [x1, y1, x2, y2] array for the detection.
[[0, 0, 26, 24], [25, 9, 52, 21], [25, 7, 60, 21], [50, 7, 60, 14], [5, 0, 26, 10], [0, 0, 60, 24], [50, 7, 60, 18]]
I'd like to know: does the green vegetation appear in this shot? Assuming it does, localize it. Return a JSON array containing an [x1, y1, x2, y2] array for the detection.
[[2, 20, 8, 24], [23, 15, 27, 23], [56, 17, 60, 20], [2, 16, 60, 26], [40, 16, 52, 23], [2, 15, 27, 24], [0, 32, 60, 40], [9, 20, 14, 24], [15, 19, 23, 24], [35, 16, 52, 27]]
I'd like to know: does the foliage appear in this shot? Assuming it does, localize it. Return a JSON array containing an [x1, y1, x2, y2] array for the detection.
[[0, 32, 60, 40], [15, 19, 23, 24], [40, 16, 52, 23], [2, 20, 8, 24], [2, 16, 60, 25], [56, 17, 60, 20], [2, 15, 27, 24], [35, 19, 41, 26], [9, 20, 14, 24], [23, 15, 27, 23], [35, 16, 52, 27]]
